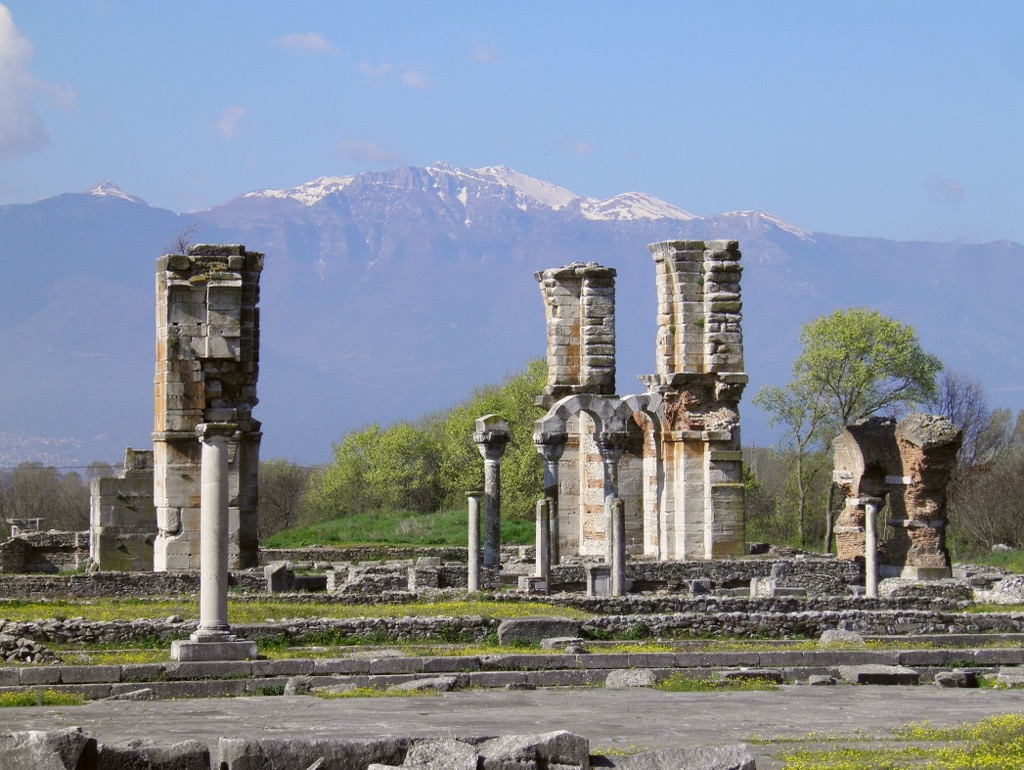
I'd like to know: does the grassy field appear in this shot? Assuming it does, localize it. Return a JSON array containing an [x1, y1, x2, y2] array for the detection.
[[962, 549, 1024, 574], [264, 507, 535, 549], [762, 712, 1024, 769], [0, 596, 587, 624]]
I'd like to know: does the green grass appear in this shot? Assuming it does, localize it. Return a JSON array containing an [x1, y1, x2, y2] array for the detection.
[[655, 674, 779, 692], [960, 549, 1024, 574], [768, 712, 1024, 769], [0, 596, 589, 624], [264, 507, 535, 548], [0, 690, 85, 707]]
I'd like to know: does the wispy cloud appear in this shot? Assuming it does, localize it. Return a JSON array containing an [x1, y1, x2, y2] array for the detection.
[[359, 59, 430, 88], [570, 141, 594, 157], [214, 106, 247, 139], [337, 139, 399, 164], [401, 68, 430, 89], [927, 176, 965, 203], [359, 59, 393, 80], [0, 4, 75, 161], [272, 32, 340, 55], [471, 40, 498, 64]]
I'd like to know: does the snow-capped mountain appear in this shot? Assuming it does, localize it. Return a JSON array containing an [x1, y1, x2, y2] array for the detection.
[[87, 181, 148, 205], [233, 163, 699, 223], [0, 163, 1021, 467]]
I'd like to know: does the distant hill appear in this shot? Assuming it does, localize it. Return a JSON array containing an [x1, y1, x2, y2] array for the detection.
[[1, 164, 1021, 467]]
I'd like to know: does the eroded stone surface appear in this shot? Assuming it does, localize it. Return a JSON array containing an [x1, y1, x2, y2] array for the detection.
[[153, 245, 263, 572], [610, 744, 756, 770], [832, 413, 961, 578]]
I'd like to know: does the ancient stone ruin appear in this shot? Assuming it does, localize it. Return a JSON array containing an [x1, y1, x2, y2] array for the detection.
[[152, 245, 263, 571], [533, 240, 748, 566], [89, 448, 155, 571], [833, 412, 962, 579]]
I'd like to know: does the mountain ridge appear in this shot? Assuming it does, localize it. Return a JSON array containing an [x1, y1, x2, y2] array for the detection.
[[0, 163, 1020, 469]]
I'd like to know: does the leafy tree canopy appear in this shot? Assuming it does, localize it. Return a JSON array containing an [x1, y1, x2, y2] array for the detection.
[[304, 360, 546, 524], [793, 307, 942, 433]]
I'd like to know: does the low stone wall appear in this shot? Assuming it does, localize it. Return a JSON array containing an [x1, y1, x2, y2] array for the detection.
[[0, 571, 265, 599], [2, 604, 1021, 646], [0, 557, 888, 600], [552, 557, 863, 594], [260, 546, 472, 566], [0, 531, 88, 574]]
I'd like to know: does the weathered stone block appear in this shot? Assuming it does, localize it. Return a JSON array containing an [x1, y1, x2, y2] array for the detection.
[[0, 728, 97, 770]]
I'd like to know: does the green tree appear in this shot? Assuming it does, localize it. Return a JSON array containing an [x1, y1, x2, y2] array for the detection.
[[305, 360, 546, 527], [795, 308, 942, 434], [434, 359, 546, 519], [753, 380, 829, 547], [758, 308, 942, 553]]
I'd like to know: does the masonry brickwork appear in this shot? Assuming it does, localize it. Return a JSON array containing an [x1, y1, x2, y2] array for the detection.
[[534, 240, 747, 563], [833, 413, 961, 579], [89, 448, 156, 571], [153, 245, 263, 571]]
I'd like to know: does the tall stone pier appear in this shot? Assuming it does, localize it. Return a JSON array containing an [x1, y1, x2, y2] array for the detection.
[[153, 245, 263, 572], [641, 240, 748, 559], [535, 262, 617, 404], [533, 240, 748, 565], [833, 413, 961, 579]]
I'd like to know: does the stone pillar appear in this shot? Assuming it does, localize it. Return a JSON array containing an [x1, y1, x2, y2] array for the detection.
[[610, 498, 626, 596], [863, 496, 882, 598], [888, 414, 962, 579], [153, 244, 263, 572], [534, 263, 617, 405], [474, 415, 510, 569], [641, 240, 747, 560], [170, 422, 256, 662], [535, 498, 551, 584], [597, 431, 627, 564], [466, 491, 482, 593], [534, 433, 567, 565]]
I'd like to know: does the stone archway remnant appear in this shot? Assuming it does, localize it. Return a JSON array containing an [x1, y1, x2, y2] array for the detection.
[[833, 413, 962, 580], [533, 241, 748, 568]]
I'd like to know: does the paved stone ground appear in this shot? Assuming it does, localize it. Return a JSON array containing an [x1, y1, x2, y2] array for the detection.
[[3, 686, 1024, 767]]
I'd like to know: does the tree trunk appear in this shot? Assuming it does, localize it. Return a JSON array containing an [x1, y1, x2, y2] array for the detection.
[[796, 451, 806, 548], [823, 481, 836, 554]]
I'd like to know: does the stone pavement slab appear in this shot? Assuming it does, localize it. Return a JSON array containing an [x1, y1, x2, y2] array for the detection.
[[2, 686, 1023, 768]]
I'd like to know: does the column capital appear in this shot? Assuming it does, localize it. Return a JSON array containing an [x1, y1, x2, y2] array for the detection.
[[474, 432, 510, 462], [196, 422, 239, 441], [856, 495, 885, 508], [533, 432, 568, 462], [596, 430, 628, 463]]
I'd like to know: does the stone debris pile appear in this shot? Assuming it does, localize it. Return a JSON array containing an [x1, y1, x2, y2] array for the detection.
[[0, 632, 57, 664]]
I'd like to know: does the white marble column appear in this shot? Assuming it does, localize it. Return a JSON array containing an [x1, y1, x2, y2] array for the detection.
[[597, 431, 627, 565], [611, 498, 626, 596], [535, 498, 551, 584], [863, 496, 882, 599], [535, 435, 566, 566], [466, 490, 482, 593], [171, 422, 256, 661]]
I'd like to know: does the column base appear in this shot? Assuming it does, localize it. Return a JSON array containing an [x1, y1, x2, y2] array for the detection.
[[170, 634, 257, 661]]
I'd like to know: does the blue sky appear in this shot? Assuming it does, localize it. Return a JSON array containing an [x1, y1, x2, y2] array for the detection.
[[2, 1, 1022, 243]]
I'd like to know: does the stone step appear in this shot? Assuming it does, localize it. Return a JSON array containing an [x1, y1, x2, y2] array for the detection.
[[0, 646, 1018, 700]]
